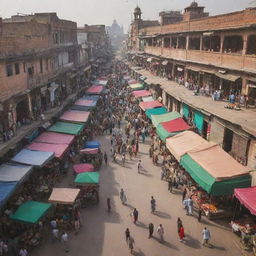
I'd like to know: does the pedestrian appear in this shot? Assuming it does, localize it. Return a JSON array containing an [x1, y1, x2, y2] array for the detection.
[[74, 217, 80, 235], [128, 236, 135, 254], [168, 178, 173, 192], [187, 196, 193, 215], [104, 152, 108, 165], [198, 207, 203, 222], [148, 223, 154, 238], [107, 198, 111, 212], [52, 228, 59, 241], [61, 231, 69, 252], [157, 224, 164, 243], [19, 248, 28, 256], [50, 218, 57, 229], [125, 228, 130, 244], [177, 217, 182, 234], [202, 227, 211, 246], [137, 160, 142, 173], [132, 208, 138, 224], [150, 196, 156, 213], [182, 187, 187, 202], [120, 188, 124, 202], [179, 224, 185, 242]]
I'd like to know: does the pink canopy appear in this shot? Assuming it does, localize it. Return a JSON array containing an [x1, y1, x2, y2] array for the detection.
[[128, 80, 138, 84], [73, 163, 95, 174], [34, 132, 74, 145], [86, 85, 103, 94], [80, 148, 99, 154], [27, 142, 69, 159], [234, 187, 256, 216], [75, 99, 94, 107], [132, 90, 152, 98], [60, 110, 90, 123], [139, 101, 163, 111], [162, 118, 191, 133]]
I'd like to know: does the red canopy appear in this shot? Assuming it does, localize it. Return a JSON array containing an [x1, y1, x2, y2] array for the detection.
[[139, 101, 163, 111], [161, 118, 191, 133], [73, 163, 95, 174], [27, 142, 69, 159], [75, 99, 94, 107], [132, 90, 152, 98], [80, 148, 99, 154], [60, 110, 90, 123], [234, 187, 256, 216], [86, 85, 103, 94], [35, 132, 74, 145]]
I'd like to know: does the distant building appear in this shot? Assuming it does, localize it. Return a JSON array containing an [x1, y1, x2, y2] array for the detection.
[[106, 20, 125, 51]]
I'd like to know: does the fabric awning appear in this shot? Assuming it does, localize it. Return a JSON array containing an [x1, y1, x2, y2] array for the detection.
[[84, 141, 100, 149], [0, 182, 17, 206], [74, 172, 99, 184], [27, 142, 69, 159], [161, 118, 191, 133], [60, 110, 90, 123], [48, 122, 84, 135], [86, 85, 104, 94], [156, 125, 179, 141], [0, 164, 32, 182], [83, 95, 100, 102], [146, 107, 168, 120], [128, 79, 138, 84], [162, 60, 169, 66], [75, 99, 97, 107], [215, 72, 240, 82], [129, 83, 144, 90], [139, 100, 163, 111], [35, 132, 75, 145], [73, 163, 95, 174], [97, 80, 108, 86], [180, 154, 251, 196], [132, 90, 151, 98], [234, 187, 256, 216], [49, 188, 80, 205], [142, 96, 154, 102], [166, 131, 213, 161], [152, 112, 181, 127], [12, 149, 54, 167], [10, 201, 52, 224], [147, 58, 153, 62], [80, 148, 99, 154]]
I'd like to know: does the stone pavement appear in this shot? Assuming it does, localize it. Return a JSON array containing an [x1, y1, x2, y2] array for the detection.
[[32, 128, 246, 256], [131, 67, 256, 136]]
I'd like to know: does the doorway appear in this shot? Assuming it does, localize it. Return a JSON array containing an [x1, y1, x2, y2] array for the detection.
[[223, 128, 233, 153]]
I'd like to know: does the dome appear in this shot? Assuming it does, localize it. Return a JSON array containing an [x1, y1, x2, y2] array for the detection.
[[134, 6, 141, 14], [190, 1, 198, 7]]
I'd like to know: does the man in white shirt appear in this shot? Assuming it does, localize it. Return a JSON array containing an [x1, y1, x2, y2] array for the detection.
[[50, 219, 57, 229], [19, 248, 28, 256], [61, 232, 69, 252]]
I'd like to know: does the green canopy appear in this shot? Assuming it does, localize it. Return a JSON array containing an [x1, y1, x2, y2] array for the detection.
[[152, 112, 181, 127], [183, 104, 189, 119], [48, 121, 84, 135], [193, 111, 204, 133], [129, 83, 144, 90], [74, 172, 99, 184], [10, 201, 52, 224], [156, 124, 179, 141], [180, 154, 251, 196], [146, 107, 167, 120]]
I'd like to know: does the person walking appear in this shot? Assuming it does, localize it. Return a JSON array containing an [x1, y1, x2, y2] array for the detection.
[[52, 228, 59, 241], [107, 198, 111, 213], [198, 207, 203, 222], [202, 227, 211, 246], [179, 224, 185, 242], [168, 178, 173, 192], [128, 236, 135, 254], [157, 224, 164, 243], [104, 152, 108, 165], [137, 160, 142, 173], [148, 223, 154, 238], [150, 196, 156, 213], [177, 218, 182, 234], [182, 186, 187, 202], [125, 228, 130, 244], [61, 232, 69, 252], [132, 208, 138, 224]]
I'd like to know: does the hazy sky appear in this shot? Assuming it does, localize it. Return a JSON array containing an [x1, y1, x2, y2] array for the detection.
[[0, 0, 252, 31]]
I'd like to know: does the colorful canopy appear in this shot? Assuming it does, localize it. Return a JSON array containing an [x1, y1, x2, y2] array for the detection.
[[132, 90, 151, 98], [35, 132, 75, 145], [80, 148, 99, 154], [0, 164, 32, 182], [60, 110, 90, 123], [12, 149, 54, 167], [166, 131, 213, 161], [152, 112, 181, 127], [84, 141, 100, 149], [83, 95, 100, 101], [74, 172, 99, 184], [70, 105, 92, 111], [181, 154, 251, 196], [49, 188, 80, 205], [86, 85, 104, 94], [0, 182, 17, 206], [95, 80, 108, 86], [156, 125, 179, 141], [161, 118, 191, 133], [128, 79, 137, 84], [48, 122, 84, 135], [27, 142, 69, 159], [142, 96, 154, 102], [10, 201, 52, 224], [146, 107, 168, 120], [129, 83, 144, 90], [139, 101, 163, 111], [73, 163, 95, 174], [75, 99, 97, 107], [234, 187, 256, 216]]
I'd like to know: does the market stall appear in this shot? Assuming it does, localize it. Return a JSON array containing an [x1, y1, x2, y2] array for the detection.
[[128, 79, 138, 84], [48, 121, 84, 135], [84, 141, 100, 149], [34, 132, 75, 145], [0, 182, 17, 206], [145, 107, 168, 120], [60, 110, 90, 123], [73, 163, 95, 174], [132, 90, 151, 98], [139, 100, 163, 111], [86, 85, 104, 95], [151, 111, 181, 127], [129, 83, 144, 91], [79, 144, 102, 169], [142, 96, 154, 102]]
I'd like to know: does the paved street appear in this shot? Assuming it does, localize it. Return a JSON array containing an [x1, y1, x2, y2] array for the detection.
[[33, 125, 244, 256]]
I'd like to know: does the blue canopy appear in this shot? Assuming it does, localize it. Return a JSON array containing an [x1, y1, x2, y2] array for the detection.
[[84, 141, 101, 149], [12, 149, 54, 167], [0, 164, 33, 182], [83, 95, 100, 102], [0, 182, 17, 206]]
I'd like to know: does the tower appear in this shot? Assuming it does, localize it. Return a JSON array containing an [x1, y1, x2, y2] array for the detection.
[[134, 6, 142, 21]]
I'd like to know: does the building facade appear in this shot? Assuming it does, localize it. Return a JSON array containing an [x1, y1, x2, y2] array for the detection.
[[127, 2, 256, 170]]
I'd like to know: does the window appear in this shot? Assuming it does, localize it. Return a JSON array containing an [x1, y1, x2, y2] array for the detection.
[[40, 58, 43, 73], [188, 37, 201, 50], [178, 36, 186, 49], [202, 35, 220, 52], [163, 38, 170, 48], [45, 58, 49, 71], [246, 35, 256, 55], [223, 35, 243, 54], [27, 66, 34, 76], [171, 37, 178, 48], [15, 63, 20, 75], [6, 64, 13, 77], [23, 62, 26, 73]]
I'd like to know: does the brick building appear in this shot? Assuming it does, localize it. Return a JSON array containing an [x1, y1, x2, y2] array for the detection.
[[0, 13, 90, 145], [127, 2, 256, 169]]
